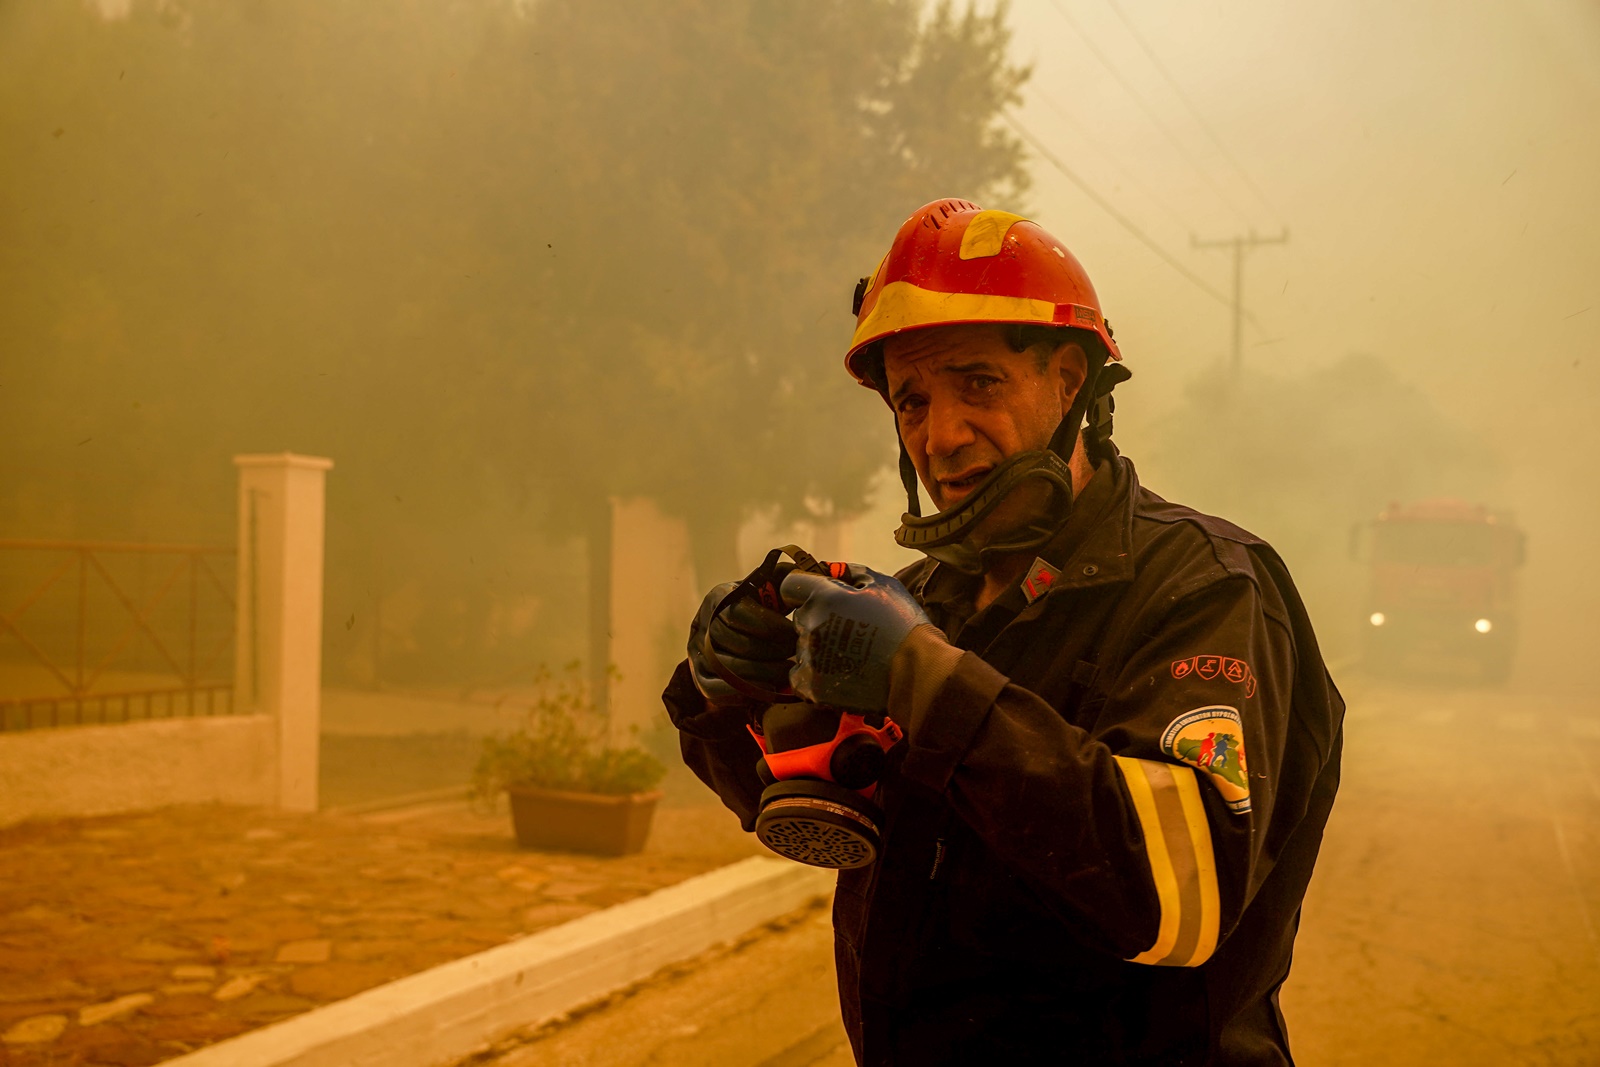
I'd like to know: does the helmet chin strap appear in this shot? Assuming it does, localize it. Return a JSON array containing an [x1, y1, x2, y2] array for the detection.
[[893, 343, 1118, 563], [898, 439, 922, 519]]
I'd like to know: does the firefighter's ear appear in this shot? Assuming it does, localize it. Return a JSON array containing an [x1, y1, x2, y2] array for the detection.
[[1054, 340, 1088, 411]]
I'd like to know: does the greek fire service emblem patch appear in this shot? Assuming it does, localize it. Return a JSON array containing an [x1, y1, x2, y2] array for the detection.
[[1160, 706, 1251, 813]]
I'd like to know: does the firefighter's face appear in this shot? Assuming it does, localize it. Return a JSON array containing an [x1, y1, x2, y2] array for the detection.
[[884, 324, 1087, 511]]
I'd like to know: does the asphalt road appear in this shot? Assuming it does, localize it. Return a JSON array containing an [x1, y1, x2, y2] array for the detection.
[[464, 901, 851, 1067], [470, 679, 1600, 1066], [1282, 679, 1600, 1065]]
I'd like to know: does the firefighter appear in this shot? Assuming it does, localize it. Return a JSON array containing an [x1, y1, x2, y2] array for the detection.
[[662, 199, 1345, 1065]]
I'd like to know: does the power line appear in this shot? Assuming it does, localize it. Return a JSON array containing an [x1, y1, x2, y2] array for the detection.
[[1033, 88, 1195, 235], [1045, 0, 1255, 227], [1005, 113, 1244, 314], [1102, 0, 1281, 221]]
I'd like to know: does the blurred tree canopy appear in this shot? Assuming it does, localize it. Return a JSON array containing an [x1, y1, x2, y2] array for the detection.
[[0, 0, 1029, 687], [473, 0, 1030, 583]]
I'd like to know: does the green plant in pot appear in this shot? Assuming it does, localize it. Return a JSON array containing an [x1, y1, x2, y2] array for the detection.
[[472, 665, 667, 856]]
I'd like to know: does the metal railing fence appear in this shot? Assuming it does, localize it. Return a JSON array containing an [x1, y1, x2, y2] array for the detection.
[[0, 540, 237, 732]]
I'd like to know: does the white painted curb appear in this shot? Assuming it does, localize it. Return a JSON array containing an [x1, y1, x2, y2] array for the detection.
[[165, 856, 836, 1067]]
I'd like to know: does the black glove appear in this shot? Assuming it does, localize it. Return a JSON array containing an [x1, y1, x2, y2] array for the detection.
[[686, 582, 798, 710]]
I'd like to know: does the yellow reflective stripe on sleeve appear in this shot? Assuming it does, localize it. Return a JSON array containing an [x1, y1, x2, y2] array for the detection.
[[1114, 756, 1222, 968], [1115, 755, 1182, 963], [1172, 762, 1221, 964]]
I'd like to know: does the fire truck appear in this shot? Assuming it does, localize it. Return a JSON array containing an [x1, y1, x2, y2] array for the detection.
[[1355, 499, 1526, 682]]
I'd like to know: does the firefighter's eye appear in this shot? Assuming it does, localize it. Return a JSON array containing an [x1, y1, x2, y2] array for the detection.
[[966, 375, 1001, 394], [896, 395, 927, 415]]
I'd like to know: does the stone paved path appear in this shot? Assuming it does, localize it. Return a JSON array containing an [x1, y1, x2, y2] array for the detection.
[[0, 799, 760, 1066]]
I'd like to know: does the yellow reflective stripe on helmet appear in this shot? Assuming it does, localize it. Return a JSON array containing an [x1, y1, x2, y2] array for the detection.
[[850, 280, 1057, 350], [958, 210, 1027, 259], [1115, 756, 1221, 967]]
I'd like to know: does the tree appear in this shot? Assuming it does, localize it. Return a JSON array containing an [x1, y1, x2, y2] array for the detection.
[[0, 0, 596, 687], [0, 0, 1032, 695], [461, 0, 1031, 690]]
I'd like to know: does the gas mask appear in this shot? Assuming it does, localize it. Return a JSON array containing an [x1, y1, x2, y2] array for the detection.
[[700, 546, 902, 870]]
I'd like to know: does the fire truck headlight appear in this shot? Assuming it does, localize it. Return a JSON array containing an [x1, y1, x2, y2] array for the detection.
[[1475, 618, 1492, 634], [1369, 612, 1386, 627]]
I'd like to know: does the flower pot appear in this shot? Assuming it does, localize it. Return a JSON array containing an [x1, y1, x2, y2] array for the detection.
[[504, 783, 665, 856]]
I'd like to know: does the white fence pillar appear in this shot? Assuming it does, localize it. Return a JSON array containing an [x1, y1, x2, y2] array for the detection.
[[234, 453, 332, 813], [607, 497, 698, 741]]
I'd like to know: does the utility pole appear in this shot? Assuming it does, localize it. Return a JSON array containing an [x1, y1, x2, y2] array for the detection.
[[1192, 228, 1288, 373]]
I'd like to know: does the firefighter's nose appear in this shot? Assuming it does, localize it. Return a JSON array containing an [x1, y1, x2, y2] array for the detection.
[[924, 401, 976, 460]]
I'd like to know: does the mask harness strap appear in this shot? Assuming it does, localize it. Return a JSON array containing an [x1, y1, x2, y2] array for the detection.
[[1049, 332, 1126, 464], [1085, 361, 1133, 460], [897, 438, 922, 518]]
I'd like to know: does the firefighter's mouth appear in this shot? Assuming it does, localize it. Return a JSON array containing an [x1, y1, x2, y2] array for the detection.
[[937, 466, 993, 499]]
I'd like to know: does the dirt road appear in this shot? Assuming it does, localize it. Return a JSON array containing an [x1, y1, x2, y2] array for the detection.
[[476, 679, 1600, 1066]]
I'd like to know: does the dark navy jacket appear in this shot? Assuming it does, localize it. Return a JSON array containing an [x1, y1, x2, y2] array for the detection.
[[664, 456, 1344, 1065]]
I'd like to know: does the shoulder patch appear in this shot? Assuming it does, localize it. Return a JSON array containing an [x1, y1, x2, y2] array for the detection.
[[1160, 706, 1251, 813], [1021, 557, 1061, 604]]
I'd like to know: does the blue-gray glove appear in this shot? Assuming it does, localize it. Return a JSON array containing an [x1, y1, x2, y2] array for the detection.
[[779, 566, 930, 713], [686, 582, 798, 710]]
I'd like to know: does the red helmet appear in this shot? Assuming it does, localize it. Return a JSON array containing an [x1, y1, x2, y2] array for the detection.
[[845, 199, 1121, 386]]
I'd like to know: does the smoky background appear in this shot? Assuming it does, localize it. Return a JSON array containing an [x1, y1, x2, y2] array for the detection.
[[1, 0, 1598, 1062], [5, 0, 1596, 703]]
